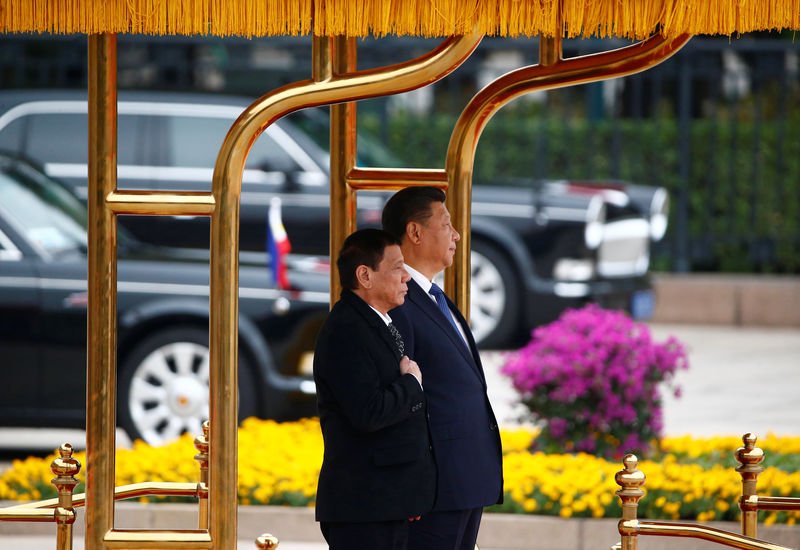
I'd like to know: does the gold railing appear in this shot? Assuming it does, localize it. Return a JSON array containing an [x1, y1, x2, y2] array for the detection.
[[0, 422, 279, 550], [614, 433, 798, 550], [78, 18, 691, 550], [736, 433, 800, 538], [0, 443, 80, 550], [442, 32, 691, 311], [329, 32, 692, 318], [81, 30, 482, 550]]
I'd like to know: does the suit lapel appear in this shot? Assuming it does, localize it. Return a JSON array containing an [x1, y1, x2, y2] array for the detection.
[[444, 292, 487, 385], [341, 290, 403, 361], [406, 280, 481, 374]]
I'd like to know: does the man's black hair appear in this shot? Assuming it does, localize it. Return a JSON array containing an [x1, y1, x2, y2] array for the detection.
[[381, 186, 446, 242], [337, 228, 401, 290]]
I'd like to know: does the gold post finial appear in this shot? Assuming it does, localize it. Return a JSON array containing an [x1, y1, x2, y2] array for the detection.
[[616, 454, 646, 514], [736, 433, 764, 538], [255, 533, 280, 549], [194, 421, 210, 530], [736, 433, 764, 471], [616, 454, 645, 550], [51, 442, 81, 549], [51, 443, 81, 507], [194, 421, 210, 479]]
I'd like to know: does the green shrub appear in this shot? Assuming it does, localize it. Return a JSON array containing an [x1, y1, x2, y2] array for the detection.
[[364, 110, 800, 273]]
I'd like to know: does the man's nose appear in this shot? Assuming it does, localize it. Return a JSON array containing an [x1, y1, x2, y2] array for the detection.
[[401, 268, 411, 282], [452, 227, 460, 241]]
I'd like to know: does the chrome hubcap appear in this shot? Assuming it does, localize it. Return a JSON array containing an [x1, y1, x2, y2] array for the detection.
[[434, 250, 506, 345], [128, 341, 209, 445]]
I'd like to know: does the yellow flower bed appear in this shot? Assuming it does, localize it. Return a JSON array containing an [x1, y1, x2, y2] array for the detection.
[[1, 420, 799, 525], [660, 434, 800, 458]]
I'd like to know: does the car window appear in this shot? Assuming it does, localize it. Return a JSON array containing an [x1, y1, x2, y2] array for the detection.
[[164, 116, 301, 173], [0, 228, 22, 261], [0, 117, 25, 154], [288, 107, 403, 168], [0, 165, 88, 255], [25, 113, 140, 165]]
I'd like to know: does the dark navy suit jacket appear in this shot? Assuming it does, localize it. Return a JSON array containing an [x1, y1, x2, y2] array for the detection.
[[314, 289, 436, 522], [390, 279, 503, 511]]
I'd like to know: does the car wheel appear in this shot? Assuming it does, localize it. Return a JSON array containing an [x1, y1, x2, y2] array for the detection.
[[468, 242, 520, 349], [118, 327, 257, 446]]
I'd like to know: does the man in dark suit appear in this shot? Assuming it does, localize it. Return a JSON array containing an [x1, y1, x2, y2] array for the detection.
[[314, 228, 437, 550], [382, 187, 503, 550]]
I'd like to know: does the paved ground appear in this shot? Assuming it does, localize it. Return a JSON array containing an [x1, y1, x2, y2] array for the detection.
[[2, 323, 799, 549], [482, 323, 800, 438], [652, 323, 800, 437], [0, 536, 324, 550]]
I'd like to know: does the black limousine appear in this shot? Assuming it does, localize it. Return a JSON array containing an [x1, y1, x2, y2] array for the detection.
[[0, 152, 329, 445], [0, 90, 667, 347]]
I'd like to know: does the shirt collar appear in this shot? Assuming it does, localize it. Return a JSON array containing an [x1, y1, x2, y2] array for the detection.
[[368, 305, 392, 326], [404, 264, 438, 300]]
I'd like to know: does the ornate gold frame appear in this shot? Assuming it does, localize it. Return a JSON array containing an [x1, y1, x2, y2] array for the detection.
[[1, 27, 691, 550]]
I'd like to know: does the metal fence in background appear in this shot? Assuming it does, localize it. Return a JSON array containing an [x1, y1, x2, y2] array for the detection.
[[1, 33, 798, 273]]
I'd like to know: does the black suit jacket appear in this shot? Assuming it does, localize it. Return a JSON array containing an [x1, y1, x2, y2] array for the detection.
[[390, 279, 503, 512], [313, 289, 436, 522]]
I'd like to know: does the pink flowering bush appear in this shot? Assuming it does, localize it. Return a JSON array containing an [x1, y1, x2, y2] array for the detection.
[[501, 304, 688, 459]]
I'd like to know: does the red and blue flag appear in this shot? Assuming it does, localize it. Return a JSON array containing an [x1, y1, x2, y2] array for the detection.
[[267, 197, 292, 290]]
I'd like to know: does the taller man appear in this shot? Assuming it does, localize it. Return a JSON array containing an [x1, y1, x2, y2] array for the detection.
[[383, 187, 503, 550], [314, 228, 436, 550]]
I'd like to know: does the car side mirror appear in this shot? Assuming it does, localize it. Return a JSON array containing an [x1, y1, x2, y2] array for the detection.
[[256, 160, 301, 191], [283, 170, 303, 192]]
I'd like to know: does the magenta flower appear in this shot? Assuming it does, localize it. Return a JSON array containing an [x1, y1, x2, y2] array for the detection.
[[501, 304, 689, 459]]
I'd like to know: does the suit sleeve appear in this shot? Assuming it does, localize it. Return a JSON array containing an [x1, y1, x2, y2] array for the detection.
[[316, 322, 424, 433]]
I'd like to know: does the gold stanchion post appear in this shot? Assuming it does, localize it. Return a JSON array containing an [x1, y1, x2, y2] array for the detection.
[[616, 454, 646, 550], [194, 421, 210, 530], [736, 433, 765, 538], [51, 443, 81, 550]]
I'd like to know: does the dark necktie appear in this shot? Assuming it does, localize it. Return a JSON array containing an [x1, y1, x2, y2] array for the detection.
[[387, 322, 405, 357], [429, 283, 466, 344]]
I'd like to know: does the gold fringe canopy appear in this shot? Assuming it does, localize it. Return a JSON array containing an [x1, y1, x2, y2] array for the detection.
[[1, 0, 799, 38]]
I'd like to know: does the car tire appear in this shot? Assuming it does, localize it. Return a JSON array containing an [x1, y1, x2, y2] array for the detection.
[[468, 241, 521, 349], [118, 327, 258, 446]]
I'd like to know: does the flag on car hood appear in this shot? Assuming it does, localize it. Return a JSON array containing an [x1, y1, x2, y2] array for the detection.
[[267, 197, 291, 290]]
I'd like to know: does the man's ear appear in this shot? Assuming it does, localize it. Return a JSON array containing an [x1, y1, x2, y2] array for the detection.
[[405, 221, 422, 245], [355, 265, 372, 289]]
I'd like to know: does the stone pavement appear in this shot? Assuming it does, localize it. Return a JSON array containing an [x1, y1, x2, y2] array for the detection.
[[482, 323, 800, 438], [3, 323, 799, 550], [0, 536, 325, 550]]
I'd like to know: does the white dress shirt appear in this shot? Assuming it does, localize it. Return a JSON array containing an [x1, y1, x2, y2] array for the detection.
[[403, 264, 470, 347]]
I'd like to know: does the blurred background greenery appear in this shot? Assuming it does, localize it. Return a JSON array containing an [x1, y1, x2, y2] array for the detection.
[[2, 32, 798, 273]]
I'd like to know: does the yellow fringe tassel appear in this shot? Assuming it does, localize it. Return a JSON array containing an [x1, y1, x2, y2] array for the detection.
[[1, 0, 798, 38]]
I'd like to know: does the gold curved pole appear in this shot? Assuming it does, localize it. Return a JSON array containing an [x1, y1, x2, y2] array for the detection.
[[86, 32, 118, 550], [208, 30, 482, 549], [620, 520, 793, 550], [328, 36, 358, 303], [444, 33, 692, 318]]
